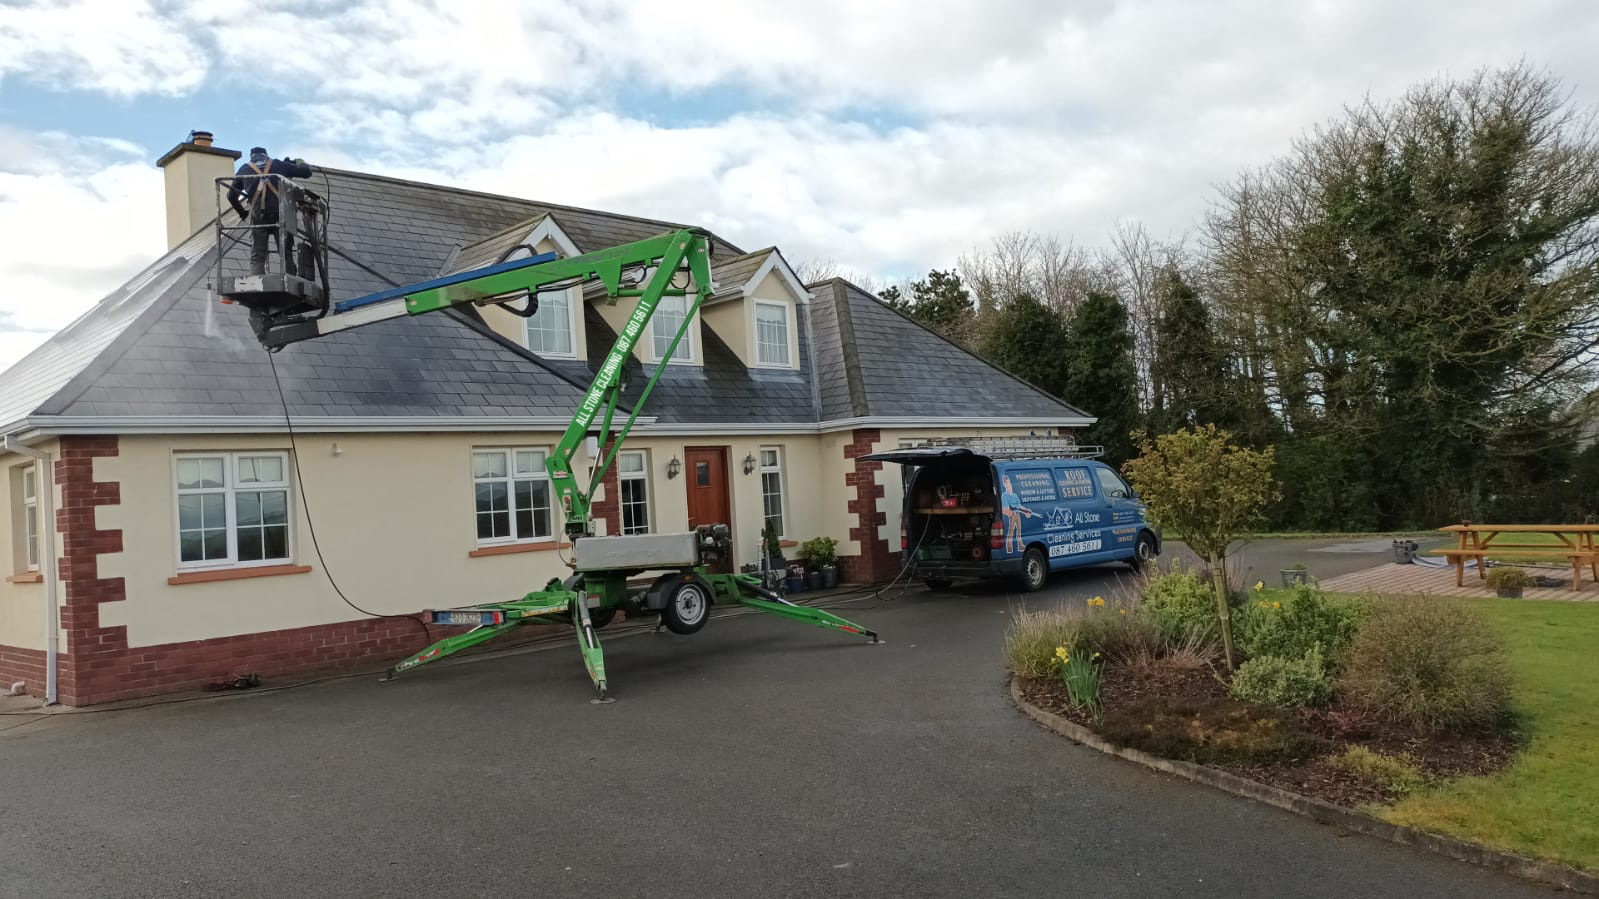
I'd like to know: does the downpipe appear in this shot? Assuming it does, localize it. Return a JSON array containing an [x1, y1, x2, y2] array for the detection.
[[3, 434, 58, 705]]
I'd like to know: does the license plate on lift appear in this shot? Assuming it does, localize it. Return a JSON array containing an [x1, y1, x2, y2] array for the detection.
[[430, 610, 504, 626]]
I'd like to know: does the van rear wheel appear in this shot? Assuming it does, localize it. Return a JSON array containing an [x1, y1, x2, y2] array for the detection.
[[1020, 547, 1048, 592], [1130, 532, 1158, 573]]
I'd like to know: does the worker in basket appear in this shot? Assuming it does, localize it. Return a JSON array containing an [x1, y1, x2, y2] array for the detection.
[[227, 146, 314, 276]]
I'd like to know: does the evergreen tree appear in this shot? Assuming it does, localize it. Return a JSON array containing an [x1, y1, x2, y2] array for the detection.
[[1066, 291, 1139, 465], [979, 292, 1071, 398], [1150, 268, 1224, 433]]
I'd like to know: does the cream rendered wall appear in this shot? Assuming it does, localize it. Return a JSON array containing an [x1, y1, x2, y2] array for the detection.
[[477, 235, 587, 356], [97, 432, 593, 648], [0, 441, 61, 653], [596, 435, 826, 568], [701, 302, 750, 366], [162, 152, 234, 249]]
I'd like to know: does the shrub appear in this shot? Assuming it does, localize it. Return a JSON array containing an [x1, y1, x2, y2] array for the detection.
[[1228, 646, 1333, 707], [1485, 566, 1531, 591], [1005, 608, 1080, 679], [1073, 604, 1163, 664], [1098, 695, 1321, 764], [798, 536, 839, 570], [1328, 746, 1425, 795], [1141, 563, 1221, 646], [1340, 598, 1512, 732], [1237, 586, 1365, 669]]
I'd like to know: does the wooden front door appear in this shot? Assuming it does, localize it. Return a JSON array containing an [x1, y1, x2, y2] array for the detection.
[[684, 446, 732, 572]]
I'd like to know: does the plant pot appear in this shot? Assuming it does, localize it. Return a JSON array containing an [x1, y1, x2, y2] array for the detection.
[[807, 571, 824, 590], [785, 575, 808, 593], [1496, 586, 1523, 599], [821, 565, 839, 589], [1281, 569, 1310, 587], [1392, 540, 1419, 564]]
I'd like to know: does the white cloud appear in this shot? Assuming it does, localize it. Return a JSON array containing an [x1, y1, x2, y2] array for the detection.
[[0, 0, 209, 97], [1, 0, 1597, 373]]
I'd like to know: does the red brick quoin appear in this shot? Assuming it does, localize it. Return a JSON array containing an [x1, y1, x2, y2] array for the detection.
[[27, 436, 460, 706], [841, 429, 899, 584]]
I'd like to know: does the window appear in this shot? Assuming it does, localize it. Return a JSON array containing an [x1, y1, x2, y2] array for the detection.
[[759, 447, 785, 537], [175, 453, 291, 569], [754, 301, 791, 367], [618, 451, 650, 535], [22, 465, 38, 571], [650, 294, 695, 362], [525, 288, 575, 356], [473, 448, 554, 545], [1094, 467, 1130, 500]]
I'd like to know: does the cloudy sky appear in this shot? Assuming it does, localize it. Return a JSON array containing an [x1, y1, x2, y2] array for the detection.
[[0, 0, 1595, 370]]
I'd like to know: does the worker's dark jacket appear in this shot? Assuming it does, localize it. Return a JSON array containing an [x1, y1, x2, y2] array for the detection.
[[228, 157, 313, 221]]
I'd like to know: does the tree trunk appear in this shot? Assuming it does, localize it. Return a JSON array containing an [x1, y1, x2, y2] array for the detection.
[[1208, 554, 1236, 670]]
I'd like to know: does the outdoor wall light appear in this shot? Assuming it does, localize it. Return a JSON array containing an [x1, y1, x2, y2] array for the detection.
[[667, 456, 682, 479], [742, 453, 757, 475]]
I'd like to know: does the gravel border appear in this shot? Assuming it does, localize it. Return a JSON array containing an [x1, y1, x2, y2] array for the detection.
[[1011, 677, 1599, 895]]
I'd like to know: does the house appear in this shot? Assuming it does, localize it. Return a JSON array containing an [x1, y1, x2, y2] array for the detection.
[[0, 132, 1093, 706]]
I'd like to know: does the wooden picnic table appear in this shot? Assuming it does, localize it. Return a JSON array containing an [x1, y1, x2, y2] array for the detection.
[[1432, 524, 1599, 591]]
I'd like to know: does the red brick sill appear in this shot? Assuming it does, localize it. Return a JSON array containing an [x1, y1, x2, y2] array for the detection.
[[780, 540, 798, 548], [168, 564, 313, 586], [468, 542, 564, 558], [6, 572, 43, 584]]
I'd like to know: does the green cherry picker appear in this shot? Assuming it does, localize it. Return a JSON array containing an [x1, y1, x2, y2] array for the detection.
[[217, 174, 881, 701]]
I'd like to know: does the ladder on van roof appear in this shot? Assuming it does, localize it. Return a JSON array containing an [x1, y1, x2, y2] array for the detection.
[[903, 436, 1105, 460]]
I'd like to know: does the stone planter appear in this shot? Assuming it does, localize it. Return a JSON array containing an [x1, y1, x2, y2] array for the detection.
[[1496, 585, 1524, 599], [1281, 568, 1310, 587], [821, 565, 839, 589], [807, 570, 825, 590]]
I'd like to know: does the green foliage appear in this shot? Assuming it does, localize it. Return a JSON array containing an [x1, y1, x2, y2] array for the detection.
[[1340, 598, 1513, 733], [1005, 608, 1082, 679], [1141, 564, 1221, 646], [882, 269, 976, 344], [1098, 695, 1322, 764], [1237, 586, 1365, 667], [1054, 645, 1102, 717], [1149, 268, 1227, 433], [1228, 646, 1333, 708], [797, 536, 838, 571], [1330, 746, 1426, 796], [979, 292, 1072, 399], [1071, 599, 1162, 663], [1123, 425, 1280, 564], [1485, 567, 1531, 591], [761, 521, 783, 562], [1269, 433, 1380, 532], [1065, 290, 1139, 465]]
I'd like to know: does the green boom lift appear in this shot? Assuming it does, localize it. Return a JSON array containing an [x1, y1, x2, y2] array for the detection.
[[216, 174, 880, 701]]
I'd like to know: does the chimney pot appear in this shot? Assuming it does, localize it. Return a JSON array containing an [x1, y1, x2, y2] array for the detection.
[[190, 130, 214, 147]]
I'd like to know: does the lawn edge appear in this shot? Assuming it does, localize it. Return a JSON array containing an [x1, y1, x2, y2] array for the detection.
[[1009, 677, 1599, 895]]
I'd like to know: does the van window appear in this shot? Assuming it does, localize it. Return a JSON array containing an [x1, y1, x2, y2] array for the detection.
[[1055, 467, 1095, 500], [1004, 469, 1057, 504], [1094, 467, 1130, 500]]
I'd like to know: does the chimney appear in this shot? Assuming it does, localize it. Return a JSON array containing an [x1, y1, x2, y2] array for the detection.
[[155, 129, 241, 249]]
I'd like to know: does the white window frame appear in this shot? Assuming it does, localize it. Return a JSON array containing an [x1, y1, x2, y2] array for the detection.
[[617, 450, 651, 535], [472, 447, 557, 547], [649, 294, 697, 364], [524, 285, 580, 358], [753, 300, 793, 368], [21, 464, 38, 572], [173, 452, 293, 572], [759, 446, 787, 538]]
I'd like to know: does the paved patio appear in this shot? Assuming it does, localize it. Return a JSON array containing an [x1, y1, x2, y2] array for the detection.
[[1320, 560, 1599, 601]]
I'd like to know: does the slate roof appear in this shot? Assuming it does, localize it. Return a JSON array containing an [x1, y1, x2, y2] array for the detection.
[[0, 163, 1091, 434], [805, 279, 1092, 421]]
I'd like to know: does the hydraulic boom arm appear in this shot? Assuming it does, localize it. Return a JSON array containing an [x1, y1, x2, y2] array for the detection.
[[242, 228, 718, 539]]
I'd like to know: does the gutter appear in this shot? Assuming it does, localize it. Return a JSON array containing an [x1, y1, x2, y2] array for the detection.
[[3, 434, 58, 705]]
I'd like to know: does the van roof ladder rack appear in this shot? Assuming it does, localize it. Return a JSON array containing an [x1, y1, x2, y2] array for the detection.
[[902, 436, 1105, 460]]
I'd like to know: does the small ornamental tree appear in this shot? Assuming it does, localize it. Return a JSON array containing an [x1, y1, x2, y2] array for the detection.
[[1122, 425, 1279, 669]]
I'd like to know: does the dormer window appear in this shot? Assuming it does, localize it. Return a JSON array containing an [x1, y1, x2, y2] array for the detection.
[[526, 288, 576, 357], [651, 295, 696, 363], [754, 300, 792, 367]]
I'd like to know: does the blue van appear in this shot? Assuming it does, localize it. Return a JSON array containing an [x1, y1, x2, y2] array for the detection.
[[866, 443, 1160, 592]]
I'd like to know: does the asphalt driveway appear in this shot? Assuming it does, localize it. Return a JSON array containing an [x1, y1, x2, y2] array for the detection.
[[0, 536, 1543, 898]]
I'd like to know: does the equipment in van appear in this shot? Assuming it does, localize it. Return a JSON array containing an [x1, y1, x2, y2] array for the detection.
[[867, 437, 1160, 592]]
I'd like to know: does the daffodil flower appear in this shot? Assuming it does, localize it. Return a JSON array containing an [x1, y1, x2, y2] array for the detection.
[[1253, 580, 1265, 591], [1272, 601, 1281, 609]]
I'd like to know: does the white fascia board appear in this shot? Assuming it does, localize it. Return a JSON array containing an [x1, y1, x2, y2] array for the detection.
[[711, 251, 812, 306], [23, 415, 619, 435], [816, 416, 1097, 434], [512, 217, 582, 259], [631, 421, 822, 436]]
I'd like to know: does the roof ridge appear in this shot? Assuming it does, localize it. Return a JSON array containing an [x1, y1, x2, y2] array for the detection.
[[834, 278, 1094, 421], [823, 281, 869, 417], [318, 166, 709, 237]]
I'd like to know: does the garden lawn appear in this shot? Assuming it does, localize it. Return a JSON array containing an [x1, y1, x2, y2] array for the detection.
[[1378, 598, 1599, 871]]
